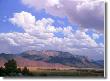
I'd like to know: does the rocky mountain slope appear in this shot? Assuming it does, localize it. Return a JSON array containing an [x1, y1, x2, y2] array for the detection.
[[0, 50, 104, 69]]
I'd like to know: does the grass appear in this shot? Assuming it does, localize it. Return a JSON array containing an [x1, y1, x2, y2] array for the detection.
[[25, 67, 104, 77]]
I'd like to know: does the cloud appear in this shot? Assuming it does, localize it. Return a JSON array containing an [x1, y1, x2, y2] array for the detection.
[[9, 11, 36, 32], [9, 11, 57, 39], [21, 0, 105, 31], [0, 11, 104, 60], [92, 33, 100, 40]]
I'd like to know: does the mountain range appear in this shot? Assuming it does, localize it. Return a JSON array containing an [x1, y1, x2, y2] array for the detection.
[[0, 50, 104, 69]]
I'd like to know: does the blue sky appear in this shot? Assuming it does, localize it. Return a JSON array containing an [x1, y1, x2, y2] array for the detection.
[[0, 0, 26, 33], [0, 0, 77, 33], [0, 0, 104, 60]]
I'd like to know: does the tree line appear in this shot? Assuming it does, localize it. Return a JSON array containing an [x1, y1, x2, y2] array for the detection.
[[0, 59, 32, 76]]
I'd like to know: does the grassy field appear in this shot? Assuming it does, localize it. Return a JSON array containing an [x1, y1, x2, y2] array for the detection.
[[24, 67, 104, 77]]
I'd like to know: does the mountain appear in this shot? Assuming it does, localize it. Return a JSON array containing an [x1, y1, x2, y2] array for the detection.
[[21, 50, 103, 68], [0, 53, 70, 69], [0, 50, 104, 69], [91, 60, 104, 68]]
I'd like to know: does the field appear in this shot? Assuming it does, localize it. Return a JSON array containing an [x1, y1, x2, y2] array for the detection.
[[23, 67, 104, 77]]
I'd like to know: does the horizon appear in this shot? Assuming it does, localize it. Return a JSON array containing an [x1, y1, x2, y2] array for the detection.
[[0, 49, 104, 61]]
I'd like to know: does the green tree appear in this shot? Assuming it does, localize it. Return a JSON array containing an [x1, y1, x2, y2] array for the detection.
[[22, 66, 30, 76], [1, 59, 32, 76], [0, 67, 5, 76], [17, 68, 22, 73], [4, 59, 18, 76]]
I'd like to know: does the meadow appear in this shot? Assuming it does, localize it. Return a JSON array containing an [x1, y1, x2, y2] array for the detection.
[[26, 67, 104, 77]]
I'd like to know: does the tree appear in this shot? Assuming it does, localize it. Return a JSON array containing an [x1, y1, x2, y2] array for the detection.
[[17, 68, 22, 73], [22, 66, 30, 76], [4, 59, 18, 76], [1, 59, 31, 76], [0, 67, 5, 76]]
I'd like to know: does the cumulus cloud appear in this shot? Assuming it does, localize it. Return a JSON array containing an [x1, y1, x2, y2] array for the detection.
[[21, 0, 105, 31], [92, 33, 100, 40], [9, 11, 57, 39], [9, 11, 36, 33], [0, 11, 104, 60]]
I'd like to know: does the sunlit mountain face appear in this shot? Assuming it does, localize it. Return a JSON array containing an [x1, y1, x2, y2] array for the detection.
[[0, 50, 104, 69]]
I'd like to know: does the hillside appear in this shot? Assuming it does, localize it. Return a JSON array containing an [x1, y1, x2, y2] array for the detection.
[[0, 50, 104, 69]]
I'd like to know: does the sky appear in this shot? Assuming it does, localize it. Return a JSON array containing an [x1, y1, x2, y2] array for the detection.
[[0, 0, 105, 60]]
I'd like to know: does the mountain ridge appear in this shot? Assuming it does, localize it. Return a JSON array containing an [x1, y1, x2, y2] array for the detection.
[[0, 50, 104, 69]]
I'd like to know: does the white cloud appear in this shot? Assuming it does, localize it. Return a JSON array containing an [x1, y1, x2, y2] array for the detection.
[[9, 12, 56, 39], [0, 11, 104, 60], [9, 11, 36, 28], [46, 0, 60, 7], [92, 33, 100, 40], [21, 0, 105, 31], [74, 30, 98, 47]]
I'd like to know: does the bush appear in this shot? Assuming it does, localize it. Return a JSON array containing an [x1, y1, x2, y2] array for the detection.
[[22, 66, 30, 76]]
